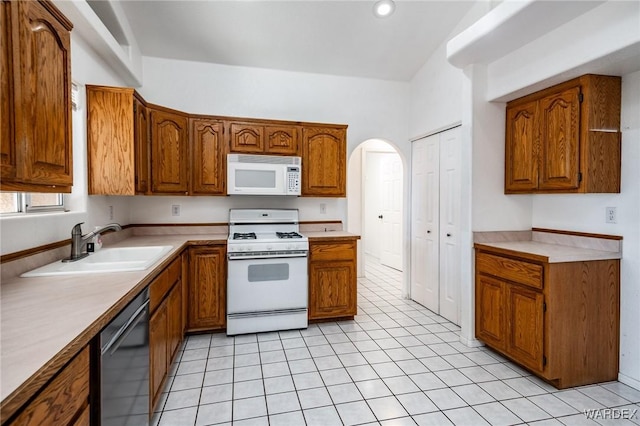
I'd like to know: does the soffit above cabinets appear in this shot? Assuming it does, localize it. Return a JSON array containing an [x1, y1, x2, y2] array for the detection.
[[446, 0, 605, 68]]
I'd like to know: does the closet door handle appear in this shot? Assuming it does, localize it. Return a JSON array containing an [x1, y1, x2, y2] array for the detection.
[[427, 230, 431, 234]]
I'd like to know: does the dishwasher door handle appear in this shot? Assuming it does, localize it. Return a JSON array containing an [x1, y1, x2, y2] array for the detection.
[[102, 300, 149, 356]]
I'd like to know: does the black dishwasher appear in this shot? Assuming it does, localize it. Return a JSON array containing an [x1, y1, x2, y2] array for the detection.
[[99, 287, 150, 426]]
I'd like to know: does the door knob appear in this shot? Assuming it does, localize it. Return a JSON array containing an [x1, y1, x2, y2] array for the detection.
[[447, 233, 452, 237], [378, 215, 383, 219], [427, 230, 431, 234]]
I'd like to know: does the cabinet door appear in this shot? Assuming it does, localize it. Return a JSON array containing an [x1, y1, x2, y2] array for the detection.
[[188, 246, 226, 331], [309, 260, 356, 320], [87, 86, 135, 195], [150, 109, 189, 194], [506, 284, 545, 372], [10, 347, 89, 426], [191, 118, 226, 194], [1, 1, 15, 180], [505, 100, 538, 192], [149, 302, 168, 411], [265, 125, 299, 155], [538, 86, 580, 190], [229, 122, 264, 153], [14, 0, 72, 187], [167, 280, 183, 361], [134, 97, 149, 194], [475, 274, 506, 351], [302, 127, 346, 196]]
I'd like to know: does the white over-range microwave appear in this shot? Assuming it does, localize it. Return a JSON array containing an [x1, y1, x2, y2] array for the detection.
[[227, 154, 301, 196]]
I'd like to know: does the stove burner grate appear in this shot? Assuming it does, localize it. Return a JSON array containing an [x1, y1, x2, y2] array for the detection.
[[233, 232, 257, 240], [276, 232, 303, 239]]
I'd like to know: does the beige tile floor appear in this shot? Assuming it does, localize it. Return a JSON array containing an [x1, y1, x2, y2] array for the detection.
[[152, 257, 640, 426]]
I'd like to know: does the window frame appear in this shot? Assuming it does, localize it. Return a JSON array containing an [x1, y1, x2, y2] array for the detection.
[[0, 192, 66, 215]]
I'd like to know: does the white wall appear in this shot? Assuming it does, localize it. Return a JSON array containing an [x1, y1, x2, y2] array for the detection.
[[408, 0, 491, 139], [0, 36, 132, 255], [130, 57, 410, 226]]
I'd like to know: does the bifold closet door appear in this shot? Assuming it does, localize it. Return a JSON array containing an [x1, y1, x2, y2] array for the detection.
[[410, 127, 461, 325]]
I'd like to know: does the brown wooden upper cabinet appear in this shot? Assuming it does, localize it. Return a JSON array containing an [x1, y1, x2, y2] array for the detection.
[[505, 74, 621, 194], [228, 121, 301, 156], [302, 126, 347, 197], [1, 0, 73, 193], [86, 86, 150, 195], [84, 84, 348, 197], [150, 107, 189, 194], [190, 118, 226, 195]]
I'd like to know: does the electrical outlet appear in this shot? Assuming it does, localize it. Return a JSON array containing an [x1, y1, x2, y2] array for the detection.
[[108, 205, 114, 221], [606, 207, 617, 224], [172, 204, 181, 217], [320, 203, 327, 214]]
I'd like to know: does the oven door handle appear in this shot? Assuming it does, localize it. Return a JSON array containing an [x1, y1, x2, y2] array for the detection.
[[228, 251, 308, 260]]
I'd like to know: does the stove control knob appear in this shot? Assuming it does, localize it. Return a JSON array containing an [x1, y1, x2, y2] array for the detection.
[[266, 245, 272, 251]]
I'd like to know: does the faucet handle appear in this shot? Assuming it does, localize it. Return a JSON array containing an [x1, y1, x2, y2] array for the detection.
[[71, 222, 85, 236]]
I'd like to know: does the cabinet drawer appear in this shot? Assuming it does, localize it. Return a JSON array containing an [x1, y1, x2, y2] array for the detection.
[[151, 257, 182, 312], [150, 271, 169, 313], [476, 252, 543, 289], [166, 256, 181, 286], [310, 242, 355, 262], [12, 347, 89, 426]]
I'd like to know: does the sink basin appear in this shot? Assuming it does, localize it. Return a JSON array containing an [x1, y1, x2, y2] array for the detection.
[[21, 246, 174, 277]]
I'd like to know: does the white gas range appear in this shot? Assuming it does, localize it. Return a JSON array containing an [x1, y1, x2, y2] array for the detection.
[[226, 209, 309, 335]]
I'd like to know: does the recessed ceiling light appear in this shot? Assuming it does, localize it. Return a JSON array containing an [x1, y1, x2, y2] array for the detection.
[[373, 0, 395, 18]]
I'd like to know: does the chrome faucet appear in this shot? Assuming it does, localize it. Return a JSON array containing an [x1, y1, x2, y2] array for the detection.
[[63, 222, 122, 262]]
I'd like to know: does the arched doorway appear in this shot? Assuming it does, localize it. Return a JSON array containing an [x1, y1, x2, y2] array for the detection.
[[347, 139, 405, 284]]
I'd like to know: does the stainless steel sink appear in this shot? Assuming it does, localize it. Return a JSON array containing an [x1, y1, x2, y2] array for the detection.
[[21, 246, 174, 277]]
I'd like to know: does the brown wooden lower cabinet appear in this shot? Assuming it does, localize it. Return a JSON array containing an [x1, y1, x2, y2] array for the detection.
[[167, 280, 183, 360], [8, 347, 90, 426], [308, 238, 358, 320], [149, 254, 184, 412], [187, 245, 226, 332], [149, 301, 168, 410], [474, 246, 620, 388]]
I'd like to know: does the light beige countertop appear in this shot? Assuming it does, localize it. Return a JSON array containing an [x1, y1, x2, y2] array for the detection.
[[0, 233, 226, 419], [0, 228, 359, 417], [305, 231, 361, 240], [474, 229, 622, 263], [475, 240, 622, 263]]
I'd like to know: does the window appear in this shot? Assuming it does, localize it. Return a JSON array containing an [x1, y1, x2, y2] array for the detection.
[[0, 192, 65, 214]]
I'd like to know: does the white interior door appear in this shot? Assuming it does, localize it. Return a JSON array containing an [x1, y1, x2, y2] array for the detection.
[[439, 127, 461, 324], [364, 153, 383, 258], [410, 127, 461, 325], [411, 134, 439, 311], [380, 153, 403, 270]]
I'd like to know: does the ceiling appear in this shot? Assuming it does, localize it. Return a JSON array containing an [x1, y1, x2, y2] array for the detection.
[[115, 1, 477, 82]]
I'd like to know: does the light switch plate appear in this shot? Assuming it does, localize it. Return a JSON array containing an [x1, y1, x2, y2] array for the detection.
[[606, 207, 617, 224]]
